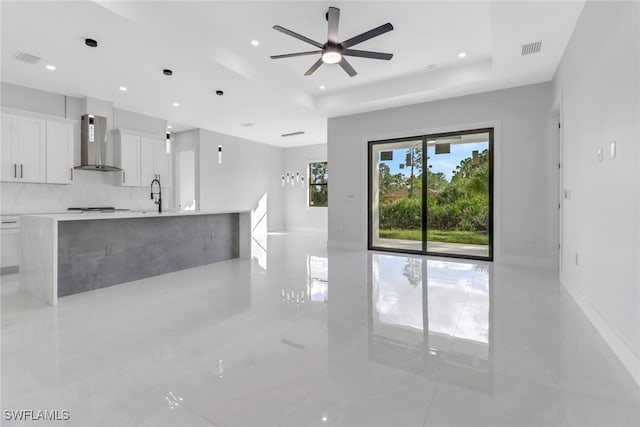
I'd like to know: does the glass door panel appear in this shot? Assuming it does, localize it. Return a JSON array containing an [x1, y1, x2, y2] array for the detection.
[[369, 128, 493, 261], [370, 139, 424, 252], [425, 131, 492, 259]]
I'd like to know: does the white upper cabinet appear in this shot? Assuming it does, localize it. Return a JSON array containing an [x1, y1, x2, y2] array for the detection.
[[46, 121, 75, 184], [114, 130, 172, 188], [1, 112, 47, 183], [153, 138, 171, 188], [114, 130, 141, 187], [1, 109, 74, 184], [139, 136, 156, 187], [1, 114, 17, 182]]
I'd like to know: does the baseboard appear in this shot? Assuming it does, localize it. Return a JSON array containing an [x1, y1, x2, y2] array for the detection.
[[496, 254, 556, 270], [562, 280, 640, 386]]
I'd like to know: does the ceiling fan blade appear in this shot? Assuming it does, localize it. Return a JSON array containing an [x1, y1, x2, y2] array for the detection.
[[271, 50, 322, 59], [327, 7, 340, 44], [339, 57, 358, 77], [273, 25, 324, 48], [342, 49, 393, 60], [304, 58, 324, 76], [341, 23, 394, 49]]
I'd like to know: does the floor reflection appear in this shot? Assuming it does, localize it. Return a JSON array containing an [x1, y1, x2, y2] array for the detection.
[[369, 253, 493, 389]]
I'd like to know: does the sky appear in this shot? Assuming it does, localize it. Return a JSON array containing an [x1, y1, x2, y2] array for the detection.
[[382, 142, 488, 181]]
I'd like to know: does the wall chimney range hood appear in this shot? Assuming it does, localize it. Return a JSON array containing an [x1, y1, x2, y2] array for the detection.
[[75, 114, 121, 172]]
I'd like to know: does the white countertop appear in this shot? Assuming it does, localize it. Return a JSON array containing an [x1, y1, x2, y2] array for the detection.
[[21, 210, 249, 222]]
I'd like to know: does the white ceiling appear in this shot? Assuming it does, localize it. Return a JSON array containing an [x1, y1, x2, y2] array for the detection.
[[0, 1, 584, 147]]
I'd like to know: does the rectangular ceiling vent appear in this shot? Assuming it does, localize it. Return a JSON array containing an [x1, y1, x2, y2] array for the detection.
[[521, 41, 543, 56], [281, 131, 305, 138], [14, 51, 41, 64], [240, 122, 255, 127]]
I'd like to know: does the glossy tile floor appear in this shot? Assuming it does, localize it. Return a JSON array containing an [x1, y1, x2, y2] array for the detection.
[[2, 232, 639, 426]]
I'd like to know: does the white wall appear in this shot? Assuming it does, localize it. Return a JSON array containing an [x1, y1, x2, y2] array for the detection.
[[327, 82, 555, 268], [198, 129, 285, 232], [284, 144, 327, 232], [552, 1, 639, 383]]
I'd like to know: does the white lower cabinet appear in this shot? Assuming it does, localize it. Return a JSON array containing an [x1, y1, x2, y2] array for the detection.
[[1, 216, 20, 274]]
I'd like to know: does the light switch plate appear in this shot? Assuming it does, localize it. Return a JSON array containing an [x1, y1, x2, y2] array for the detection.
[[597, 146, 603, 162], [610, 141, 616, 159]]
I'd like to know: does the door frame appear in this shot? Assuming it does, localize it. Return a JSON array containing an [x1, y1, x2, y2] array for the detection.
[[368, 127, 494, 261]]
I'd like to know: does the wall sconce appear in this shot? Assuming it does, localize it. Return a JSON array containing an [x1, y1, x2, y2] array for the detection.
[[281, 171, 305, 188], [218, 145, 223, 164], [165, 132, 171, 154]]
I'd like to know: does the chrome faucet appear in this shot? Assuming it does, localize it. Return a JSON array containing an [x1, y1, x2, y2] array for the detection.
[[150, 178, 162, 213]]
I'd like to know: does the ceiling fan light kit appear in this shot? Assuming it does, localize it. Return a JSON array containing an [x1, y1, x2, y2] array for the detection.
[[270, 6, 394, 77]]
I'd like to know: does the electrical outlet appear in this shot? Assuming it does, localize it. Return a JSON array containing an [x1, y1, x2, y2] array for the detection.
[[105, 245, 113, 256], [597, 146, 603, 162], [575, 252, 579, 265]]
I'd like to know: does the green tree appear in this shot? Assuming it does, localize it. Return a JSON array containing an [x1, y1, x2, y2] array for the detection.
[[309, 162, 328, 207]]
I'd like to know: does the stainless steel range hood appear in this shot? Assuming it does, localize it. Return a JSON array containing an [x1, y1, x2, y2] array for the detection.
[[75, 114, 122, 172]]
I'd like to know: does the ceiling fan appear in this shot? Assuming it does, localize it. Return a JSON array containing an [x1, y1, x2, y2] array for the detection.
[[270, 7, 394, 77]]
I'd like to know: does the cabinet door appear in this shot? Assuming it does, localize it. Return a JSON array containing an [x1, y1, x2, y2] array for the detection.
[[1, 114, 18, 182], [154, 140, 171, 187], [139, 136, 156, 187], [46, 121, 74, 184], [16, 116, 46, 182], [119, 134, 140, 187], [1, 229, 20, 268]]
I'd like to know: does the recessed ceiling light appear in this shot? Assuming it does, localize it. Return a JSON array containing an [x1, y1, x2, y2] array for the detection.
[[45, 64, 56, 71], [458, 52, 467, 58], [172, 102, 180, 107], [119, 86, 127, 91], [167, 125, 173, 129], [251, 40, 260, 46], [427, 64, 438, 71], [215, 90, 224, 96], [319, 85, 326, 90]]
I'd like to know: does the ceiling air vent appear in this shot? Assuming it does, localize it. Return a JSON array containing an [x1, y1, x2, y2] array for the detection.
[[521, 41, 543, 56], [14, 51, 41, 64], [281, 131, 305, 137], [240, 122, 255, 127]]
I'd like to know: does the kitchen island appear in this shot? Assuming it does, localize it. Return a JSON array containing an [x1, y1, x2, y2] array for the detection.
[[20, 210, 250, 305]]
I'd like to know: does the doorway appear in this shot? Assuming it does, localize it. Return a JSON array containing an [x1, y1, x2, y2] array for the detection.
[[368, 128, 494, 261]]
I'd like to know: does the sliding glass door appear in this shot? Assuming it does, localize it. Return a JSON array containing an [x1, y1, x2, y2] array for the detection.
[[369, 129, 493, 261]]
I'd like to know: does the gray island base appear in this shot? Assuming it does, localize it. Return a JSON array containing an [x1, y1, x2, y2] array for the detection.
[[20, 211, 250, 305]]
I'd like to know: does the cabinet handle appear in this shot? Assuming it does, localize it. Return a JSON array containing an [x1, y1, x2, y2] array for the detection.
[[1, 221, 17, 224], [20, 164, 23, 178], [122, 171, 126, 183], [70, 168, 74, 181], [13, 164, 16, 178]]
